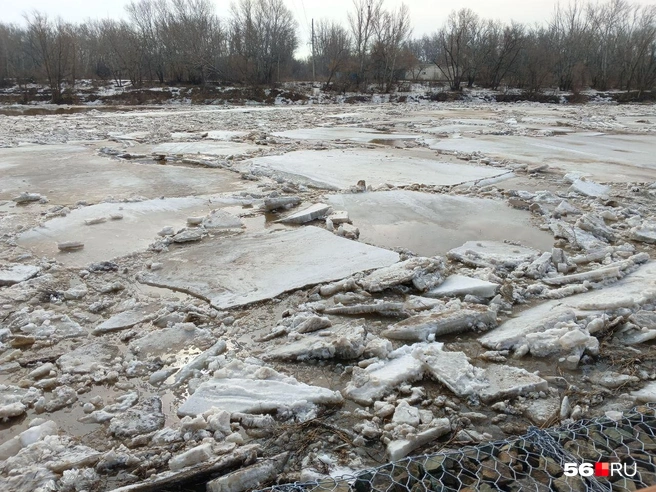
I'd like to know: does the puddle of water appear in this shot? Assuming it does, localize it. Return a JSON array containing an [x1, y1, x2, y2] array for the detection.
[[0, 144, 249, 204], [328, 190, 554, 255], [224, 205, 289, 233], [17, 196, 252, 267], [369, 138, 408, 146]]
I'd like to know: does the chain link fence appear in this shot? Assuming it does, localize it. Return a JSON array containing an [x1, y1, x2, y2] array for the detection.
[[257, 403, 656, 492]]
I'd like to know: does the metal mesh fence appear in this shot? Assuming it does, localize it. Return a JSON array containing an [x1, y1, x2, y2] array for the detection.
[[257, 403, 656, 492]]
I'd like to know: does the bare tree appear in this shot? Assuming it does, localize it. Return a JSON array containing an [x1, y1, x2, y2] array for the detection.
[[586, 0, 629, 89], [155, 0, 224, 83], [125, 0, 165, 83], [370, 3, 412, 91], [0, 23, 36, 101], [550, 0, 593, 91], [476, 21, 524, 90], [348, 0, 383, 88], [315, 20, 351, 86], [229, 0, 298, 85], [514, 26, 557, 93], [623, 4, 656, 92], [0, 0, 654, 98], [25, 12, 76, 103], [428, 9, 480, 91]]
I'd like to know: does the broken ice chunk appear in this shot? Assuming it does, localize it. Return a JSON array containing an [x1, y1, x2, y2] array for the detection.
[[264, 324, 366, 361], [57, 342, 119, 374], [57, 241, 84, 252], [359, 257, 444, 293], [569, 179, 610, 198], [386, 421, 451, 461], [424, 274, 499, 298], [13, 192, 43, 204], [0, 264, 40, 286], [108, 397, 165, 438], [383, 305, 497, 341], [447, 241, 539, 269], [277, 203, 331, 224], [630, 220, 656, 244], [128, 323, 212, 358], [342, 346, 428, 405], [92, 309, 150, 335], [177, 364, 343, 418]]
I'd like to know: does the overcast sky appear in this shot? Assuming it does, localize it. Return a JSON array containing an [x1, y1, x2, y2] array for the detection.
[[4, 0, 656, 57]]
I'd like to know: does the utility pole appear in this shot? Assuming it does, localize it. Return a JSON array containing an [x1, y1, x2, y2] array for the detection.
[[311, 18, 316, 82]]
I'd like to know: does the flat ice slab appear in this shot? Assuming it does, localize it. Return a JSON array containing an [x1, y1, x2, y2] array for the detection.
[[0, 264, 40, 286], [139, 226, 399, 309], [150, 141, 257, 156], [93, 309, 150, 334], [569, 179, 611, 198], [480, 261, 656, 350], [425, 275, 499, 298], [17, 196, 245, 267], [170, 130, 247, 141], [277, 203, 331, 224], [0, 144, 247, 203], [57, 342, 119, 374], [177, 378, 343, 417], [343, 351, 425, 405], [428, 133, 656, 182], [327, 191, 553, 255], [272, 127, 420, 143], [251, 149, 512, 190]]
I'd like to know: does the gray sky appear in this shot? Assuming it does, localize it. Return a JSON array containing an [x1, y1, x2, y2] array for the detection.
[[4, 0, 655, 57]]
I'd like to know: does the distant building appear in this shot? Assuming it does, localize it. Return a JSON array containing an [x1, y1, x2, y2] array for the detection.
[[404, 64, 449, 82]]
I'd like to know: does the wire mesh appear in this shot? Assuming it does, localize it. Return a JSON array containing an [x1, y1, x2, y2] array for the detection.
[[256, 403, 656, 492]]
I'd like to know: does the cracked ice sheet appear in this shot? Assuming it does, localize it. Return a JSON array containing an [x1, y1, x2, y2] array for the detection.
[[17, 196, 247, 267], [139, 226, 400, 309], [149, 141, 257, 156], [170, 130, 247, 141], [427, 132, 656, 182], [480, 261, 656, 350], [250, 149, 513, 190], [272, 126, 420, 143], [327, 191, 553, 256], [0, 144, 247, 203]]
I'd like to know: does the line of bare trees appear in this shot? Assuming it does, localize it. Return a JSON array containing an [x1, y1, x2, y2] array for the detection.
[[411, 0, 656, 93], [0, 0, 654, 103], [0, 0, 298, 102]]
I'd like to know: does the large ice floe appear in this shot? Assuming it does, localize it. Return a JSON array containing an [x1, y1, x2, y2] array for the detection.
[[271, 126, 421, 143], [328, 191, 553, 255], [250, 149, 513, 189], [139, 226, 399, 308], [150, 141, 258, 157], [428, 132, 656, 182], [0, 144, 247, 203]]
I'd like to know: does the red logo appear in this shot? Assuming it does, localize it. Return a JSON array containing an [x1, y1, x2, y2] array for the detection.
[[595, 462, 610, 477]]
